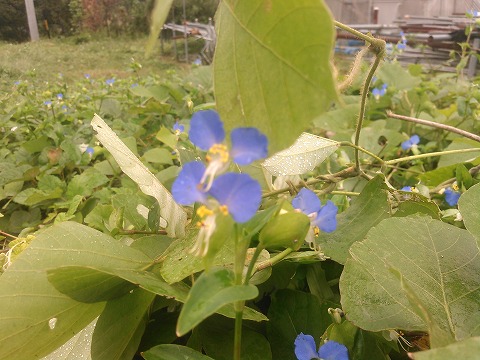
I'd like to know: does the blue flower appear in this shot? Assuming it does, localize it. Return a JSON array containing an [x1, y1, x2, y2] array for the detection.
[[444, 187, 461, 206], [44, 100, 52, 107], [401, 134, 420, 151], [57, 93, 63, 100], [85, 147, 94, 155], [401, 186, 412, 192], [189, 110, 268, 188], [131, 83, 138, 88], [292, 188, 338, 249], [372, 83, 387, 100], [105, 78, 115, 86], [14, 80, 21, 85], [294, 333, 349, 360], [173, 121, 185, 134], [84, 74, 91, 80]]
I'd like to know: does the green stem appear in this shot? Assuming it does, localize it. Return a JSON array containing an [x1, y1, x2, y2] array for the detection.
[[233, 225, 248, 360], [334, 20, 375, 44], [255, 248, 294, 272], [384, 148, 480, 165], [331, 190, 360, 196], [234, 309, 243, 360], [244, 246, 264, 286], [354, 53, 383, 172], [339, 141, 384, 163]]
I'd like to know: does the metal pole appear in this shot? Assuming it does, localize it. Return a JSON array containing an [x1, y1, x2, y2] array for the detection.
[[25, 0, 39, 41]]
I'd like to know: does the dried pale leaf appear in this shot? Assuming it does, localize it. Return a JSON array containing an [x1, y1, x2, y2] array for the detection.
[[262, 133, 340, 176], [91, 114, 187, 238]]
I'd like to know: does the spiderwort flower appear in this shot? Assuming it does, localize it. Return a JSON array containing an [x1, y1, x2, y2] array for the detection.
[[292, 188, 338, 249], [57, 93, 63, 100], [401, 134, 419, 151], [188, 110, 268, 190], [444, 186, 461, 206], [44, 100, 52, 108], [294, 333, 349, 360], [105, 78, 115, 86]]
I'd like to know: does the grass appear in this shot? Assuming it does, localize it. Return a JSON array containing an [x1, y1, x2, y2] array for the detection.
[[0, 36, 191, 91]]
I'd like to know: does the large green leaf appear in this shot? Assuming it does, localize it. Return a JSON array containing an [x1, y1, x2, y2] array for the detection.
[[92, 289, 155, 360], [459, 183, 480, 241], [0, 221, 152, 359], [317, 176, 391, 264], [177, 267, 259, 336], [214, 0, 337, 152], [413, 337, 480, 360], [340, 217, 480, 341], [142, 344, 214, 360]]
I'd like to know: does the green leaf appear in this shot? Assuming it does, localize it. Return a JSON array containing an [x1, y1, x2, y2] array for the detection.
[[340, 217, 480, 341], [66, 168, 109, 199], [214, 0, 337, 152], [458, 183, 480, 241], [377, 61, 421, 90], [267, 289, 333, 360], [413, 337, 480, 360], [91, 114, 187, 238], [0, 222, 138, 359], [317, 175, 391, 264], [176, 267, 259, 336], [47, 266, 137, 303], [143, 148, 173, 165], [142, 344, 214, 360], [22, 135, 52, 153], [13, 187, 63, 206], [456, 164, 474, 189], [92, 289, 155, 360], [437, 138, 480, 168], [394, 198, 440, 219], [262, 133, 340, 176], [146, 0, 175, 56], [156, 126, 178, 150]]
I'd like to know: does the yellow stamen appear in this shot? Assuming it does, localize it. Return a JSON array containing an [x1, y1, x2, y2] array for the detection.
[[207, 144, 229, 163], [314, 226, 320, 237], [452, 183, 459, 191], [197, 205, 214, 218], [219, 205, 229, 216]]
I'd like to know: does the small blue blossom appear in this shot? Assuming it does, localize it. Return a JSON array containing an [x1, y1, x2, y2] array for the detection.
[[292, 188, 338, 249], [14, 80, 21, 85], [294, 333, 349, 360], [193, 57, 202, 66], [84, 74, 91, 80], [44, 100, 52, 107], [372, 83, 387, 100], [61, 104, 68, 112], [105, 78, 115, 86], [401, 186, 412, 192], [131, 83, 138, 88], [86, 147, 94, 156], [57, 93, 63, 100], [401, 134, 420, 151], [173, 121, 184, 134], [444, 187, 461, 206]]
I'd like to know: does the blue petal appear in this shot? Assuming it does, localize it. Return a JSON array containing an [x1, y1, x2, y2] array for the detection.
[[372, 88, 381, 97], [410, 134, 420, 145], [172, 162, 208, 205], [292, 188, 321, 215], [173, 122, 184, 133], [445, 188, 461, 206], [189, 110, 225, 150], [318, 341, 349, 360], [313, 201, 338, 233], [209, 173, 261, 223], [230, 127, 268, 165], [401, 139, 413, 150], [294, 333, 320, 360], [401, 186, 412, 192]]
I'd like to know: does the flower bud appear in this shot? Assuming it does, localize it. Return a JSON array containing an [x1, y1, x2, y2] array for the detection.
[[259, 212, 310, 251]]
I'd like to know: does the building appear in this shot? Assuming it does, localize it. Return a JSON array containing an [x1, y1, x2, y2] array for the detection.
[[325, 0, 480, 24]]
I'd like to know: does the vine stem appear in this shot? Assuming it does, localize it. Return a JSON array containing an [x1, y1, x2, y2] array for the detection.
[[339, 141, 384, 163], [255, 248, 294, 272], [384, 148, 480, 165], [386, 111, 480, 143]]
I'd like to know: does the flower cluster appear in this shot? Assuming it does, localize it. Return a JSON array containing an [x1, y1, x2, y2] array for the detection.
[[295, 333, 349, 360], [292, 188, 338, 249], [172, 110, 268, 256], [397, 31, 407, 50]]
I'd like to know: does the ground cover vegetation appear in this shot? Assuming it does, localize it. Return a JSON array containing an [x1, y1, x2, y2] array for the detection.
[[1, 1, 480, 360]]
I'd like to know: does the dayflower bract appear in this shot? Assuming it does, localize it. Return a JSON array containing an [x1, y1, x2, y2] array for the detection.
[[294, 333, 349, 360]]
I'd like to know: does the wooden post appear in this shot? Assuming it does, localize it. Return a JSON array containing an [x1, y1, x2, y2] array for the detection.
[[25, 0, 39, 41]]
